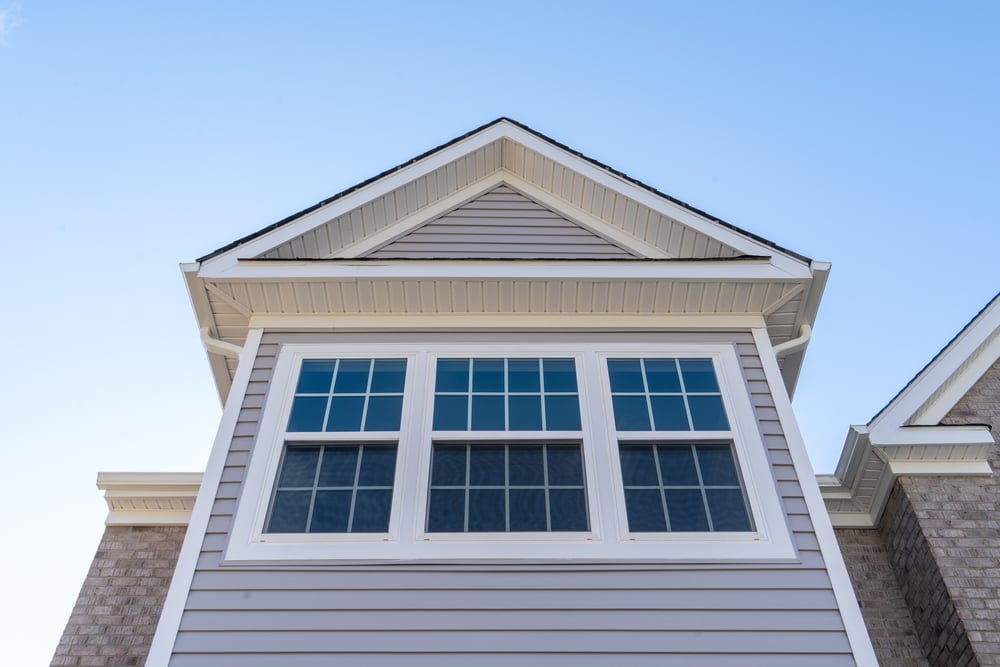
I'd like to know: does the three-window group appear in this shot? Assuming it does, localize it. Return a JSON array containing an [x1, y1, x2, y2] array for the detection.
[[265, 352, 753, 539]]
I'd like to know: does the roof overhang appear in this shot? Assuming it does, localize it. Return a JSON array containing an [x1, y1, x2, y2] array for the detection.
[[821, 293, 1000, 527], [183, 120, 827, 403]]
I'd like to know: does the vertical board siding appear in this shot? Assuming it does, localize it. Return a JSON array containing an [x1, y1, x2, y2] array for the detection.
[[173, 332, 850, 666]]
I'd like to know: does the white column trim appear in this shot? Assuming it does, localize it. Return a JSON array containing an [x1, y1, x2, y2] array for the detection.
[[144, 328, 264, 667], [751, 328, 878, 666]]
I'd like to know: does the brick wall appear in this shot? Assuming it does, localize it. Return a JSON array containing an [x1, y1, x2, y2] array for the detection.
[[51, 525, 186, 667], [835, 526, 931, 666], [891, 358, 1000, 666]]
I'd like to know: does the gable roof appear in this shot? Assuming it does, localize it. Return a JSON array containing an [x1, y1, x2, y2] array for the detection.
[[822, 292, 1000, 527], [184, 119, 827, 402], [199, 117, 811, 265]]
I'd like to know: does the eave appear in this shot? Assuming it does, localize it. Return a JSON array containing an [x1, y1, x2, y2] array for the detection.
[[821, 292, 1000, 528]]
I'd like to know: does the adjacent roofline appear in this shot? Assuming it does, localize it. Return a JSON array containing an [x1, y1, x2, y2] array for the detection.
[[196, 117, 812, 265], [821, 292, 1000, 528], [869, 291, 1000, 427]]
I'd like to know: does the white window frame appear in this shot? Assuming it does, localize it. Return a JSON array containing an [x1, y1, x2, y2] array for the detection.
[[225, 340, 796, 562]]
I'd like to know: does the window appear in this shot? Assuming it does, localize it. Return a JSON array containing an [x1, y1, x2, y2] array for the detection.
[[264, 358, 407, 536], [426, 357, 588, 534], [606, 358, 753, 535], [228, 339, 794, 561]]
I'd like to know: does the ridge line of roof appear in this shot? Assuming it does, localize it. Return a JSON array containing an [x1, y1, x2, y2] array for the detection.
[[868, 290, 1000, 425], [197, 117, 812, 264]]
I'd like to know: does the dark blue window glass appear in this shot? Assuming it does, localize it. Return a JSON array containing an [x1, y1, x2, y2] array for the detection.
[[619, 443, 751, 533], [434, 358, 580, 432], [679, 358, 720, 392], [688, 395, 730, 430], [296, 360, 336, 393], [427, 443, 588, 532], [471, 395, 505, 430], [435, 359, 470, 392], [608, 359, 645, 392], [287, 397, 328, 432], [370, 359, 406, 393], [543, 359, 578, 392], [608, 358, 728, 433], [611, 396, 651, 430], [544, 395, 581, 430], [650, 396, 688, 431], [288, 359, 406, 433], [507, 359, 540, 392], [433, 395, 468, 431], [266, 443, 397, 534], [508, 395, 542, 431]]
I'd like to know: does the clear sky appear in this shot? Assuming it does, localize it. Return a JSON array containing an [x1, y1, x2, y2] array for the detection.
[[1, 2, 997, 663]]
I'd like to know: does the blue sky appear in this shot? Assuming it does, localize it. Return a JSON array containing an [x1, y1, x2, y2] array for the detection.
[[2, 2, 997, 663]]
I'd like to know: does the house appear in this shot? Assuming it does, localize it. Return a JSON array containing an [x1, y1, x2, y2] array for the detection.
[[825, 292, 1000, 666], [52, 119, 878, 666]]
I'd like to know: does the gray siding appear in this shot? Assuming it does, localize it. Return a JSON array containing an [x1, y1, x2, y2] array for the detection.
[[172, 332, 854, 666], [369, 185, 636, 259]]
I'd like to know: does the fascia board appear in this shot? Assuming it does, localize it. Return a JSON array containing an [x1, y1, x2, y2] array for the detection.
[[503, 124, 811, 275], [199, 123, 514, 274], [199, 119, 813, 275], [198, 258, 810, 282], [868, 423, 996, 448], [183, 266, 231, 403], [869, 294, 1000, 431]]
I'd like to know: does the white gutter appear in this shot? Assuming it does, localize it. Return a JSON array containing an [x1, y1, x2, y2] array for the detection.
[[773, 323, 812, 358], [200, 327, 243, 358]]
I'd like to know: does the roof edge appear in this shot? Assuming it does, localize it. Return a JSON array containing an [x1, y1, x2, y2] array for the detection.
[[196, 118, 813, 265]]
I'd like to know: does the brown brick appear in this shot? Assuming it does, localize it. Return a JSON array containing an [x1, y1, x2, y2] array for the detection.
[[50, 525, 185, 667]]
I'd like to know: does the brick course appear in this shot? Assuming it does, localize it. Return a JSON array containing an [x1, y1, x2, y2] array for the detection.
[[51, 525, 185, 667], [892, 358, 1000, 666], [835, 526, 932, 666]]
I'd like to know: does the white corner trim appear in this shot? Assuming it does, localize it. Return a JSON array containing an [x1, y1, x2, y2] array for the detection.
[[751, 328, 879, 667], [97, 472, 202, 526], [144, 329, 264, 667]]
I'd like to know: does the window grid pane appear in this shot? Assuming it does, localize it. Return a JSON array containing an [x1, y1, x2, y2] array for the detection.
[[266, 443, 397, 533], [433, 358, 581, 432], [618, 443, 752, 532], [288, 359, 406, 433], [608, 358, 729, 431], [428, 443, 588, 532]]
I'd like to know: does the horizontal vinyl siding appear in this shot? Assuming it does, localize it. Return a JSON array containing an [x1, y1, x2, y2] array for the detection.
[[369, 185, 635, 259], [174, 332, 851, 666]]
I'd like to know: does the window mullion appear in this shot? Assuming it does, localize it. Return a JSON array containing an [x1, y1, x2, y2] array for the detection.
[[305, 446, 325, 533], [690, 444, 715, 532]]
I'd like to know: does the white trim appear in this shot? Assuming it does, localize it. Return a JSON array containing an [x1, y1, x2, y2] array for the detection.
[[332, 172, 508, 258], [887, 460, 993, 475], [751, 328, 878, 666], [144, 329, 264, 667], [871, 294, 1000, 432], [199, 257, 808, 281], [198, 121, 812, 275], [247, 313, 769, 332], [500, 126, 810, 275], [868, 424, 996, 447], [98, 472, 201, 526], [496, 174, 670, 259], [225, 338, 796, 562]]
